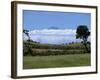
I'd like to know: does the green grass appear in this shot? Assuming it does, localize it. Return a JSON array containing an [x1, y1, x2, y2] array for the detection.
[[23, 54, 90, 69]]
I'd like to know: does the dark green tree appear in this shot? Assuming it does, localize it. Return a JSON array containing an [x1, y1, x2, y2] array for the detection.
[[23, 29, 33, 56], [23, 29, 30, 40], [76, 25, 90, 53]]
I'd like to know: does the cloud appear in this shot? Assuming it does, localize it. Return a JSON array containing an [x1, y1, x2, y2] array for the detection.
[[24, 29, 81, 44], [29, 29, 76, 36]]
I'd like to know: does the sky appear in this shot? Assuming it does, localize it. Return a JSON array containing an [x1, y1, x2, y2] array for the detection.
[[23, 10, 91, 44]]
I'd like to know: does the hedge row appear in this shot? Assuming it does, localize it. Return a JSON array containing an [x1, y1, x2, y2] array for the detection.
[[24, 42, 86, 50], [23, 49, 88, 56]]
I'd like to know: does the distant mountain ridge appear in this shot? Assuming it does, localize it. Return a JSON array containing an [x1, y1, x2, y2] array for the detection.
[[48, 26, 59, 29]]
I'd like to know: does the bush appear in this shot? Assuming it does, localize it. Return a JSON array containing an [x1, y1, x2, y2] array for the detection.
[[23, 41, 90, 56], [26, 49, 85, 56]]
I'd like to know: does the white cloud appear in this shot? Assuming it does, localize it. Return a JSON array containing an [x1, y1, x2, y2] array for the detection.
[[29, 29, 76, 36], [24, 29, 82, 44]]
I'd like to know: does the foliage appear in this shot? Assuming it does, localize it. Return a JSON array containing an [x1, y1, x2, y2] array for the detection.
[[23, 29, 33, 56], [76, 25, 90, 53], [23, 41, 90, 56], [23, 29, 30, 39]]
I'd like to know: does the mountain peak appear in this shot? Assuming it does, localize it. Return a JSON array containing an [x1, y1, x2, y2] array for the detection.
[[48, 26, 59, 29]]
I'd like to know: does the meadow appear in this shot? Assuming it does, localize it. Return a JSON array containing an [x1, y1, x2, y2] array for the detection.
[[23, 54, 90, 69]]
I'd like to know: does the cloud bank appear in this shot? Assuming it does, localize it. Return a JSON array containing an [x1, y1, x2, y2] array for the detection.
[[24, 29, 82, 44], [29, 29, 75, 36]]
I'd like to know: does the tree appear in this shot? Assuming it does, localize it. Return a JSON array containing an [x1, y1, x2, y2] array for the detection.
[[23, 29, 30, 40], [76, 25, 90, 53], [23, 29, 33, 56]]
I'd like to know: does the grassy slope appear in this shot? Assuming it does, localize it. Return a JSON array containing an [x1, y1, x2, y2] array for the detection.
[[23, 54, 90, 69]]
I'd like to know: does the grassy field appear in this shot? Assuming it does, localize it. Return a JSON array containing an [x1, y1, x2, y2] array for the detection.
[[23, 54, 90, 69]]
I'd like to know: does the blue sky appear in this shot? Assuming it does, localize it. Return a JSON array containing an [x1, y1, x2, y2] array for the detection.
[[23, 10, 91, 44], [23, 10, 91, 30]]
